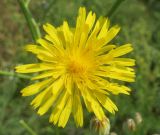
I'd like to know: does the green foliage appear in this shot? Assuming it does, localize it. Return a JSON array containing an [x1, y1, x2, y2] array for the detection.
[[0, 0, 160, 134]]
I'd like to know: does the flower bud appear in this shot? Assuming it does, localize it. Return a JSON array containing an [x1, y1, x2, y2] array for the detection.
[[126, 118, 136, 131], [90, 117, 110, 135], [110, 132, 117, 135], [135, 112, 142, 124]]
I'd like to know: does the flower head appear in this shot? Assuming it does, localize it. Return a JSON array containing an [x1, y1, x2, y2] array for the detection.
[[16, 7, 135, 127]]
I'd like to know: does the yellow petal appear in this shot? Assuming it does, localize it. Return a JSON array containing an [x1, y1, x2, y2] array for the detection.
[[64, 75, 73, 94], [49, 91, 69, 125], [49, 108, 62, 125], [21, 78, 53, 96], [95, 92, 118, 114], [38, 94, 57, 115], [52, 77, 64, 94], [15, 63, 55, 73], [97, 45, 116, 55], [109, 58, 135, 66], [25, 44, 57, 62], [24, 44, 52, 56], [85, 89, 105, 120], [95, 66, 135, 82], [58, 97, 72, 127], [98, 18, 110, 39], [31, 71, 61, 80], [110, 44, 133, 57], [74, 7, 86, 47], [44, 35, 64, 54], [85, 17, 106, 49], [63, 21, 73, 47], [79, 86, 92, 112], [79, 11, 96, 49], [37, 38, 58, 54], [72, 89, 83, 127], [86, 11, 96, 30], [31, 77, 63, 109], [30, 87, 51, 109], [56, 27, 66, 49], [105, 83, 131, 95], [43, 23, 61, 45], [82, 96, 92, 112], [97, 25, 120, 47]]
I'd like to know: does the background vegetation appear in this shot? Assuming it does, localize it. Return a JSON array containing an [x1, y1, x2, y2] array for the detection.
[[0, 0, 160, 135]]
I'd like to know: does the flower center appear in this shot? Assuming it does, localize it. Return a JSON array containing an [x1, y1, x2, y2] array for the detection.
[[67, 61, 86, 75]]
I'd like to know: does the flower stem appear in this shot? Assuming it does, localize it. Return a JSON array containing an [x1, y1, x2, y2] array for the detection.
[[0, 70, 31, 79], [25, 0, 31, 6], [106, 0, 125, 18], [20, 120, 37, 135], [17, 0, 41, 42]]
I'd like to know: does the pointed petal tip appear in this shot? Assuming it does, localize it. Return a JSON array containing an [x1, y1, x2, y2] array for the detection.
[[37, 109, 45, 116]]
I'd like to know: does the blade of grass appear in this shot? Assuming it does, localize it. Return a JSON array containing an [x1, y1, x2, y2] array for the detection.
[[20, 120, 37, 135], [106, 0, 125, 18]]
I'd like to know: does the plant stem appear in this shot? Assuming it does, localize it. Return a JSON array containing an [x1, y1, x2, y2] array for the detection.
[[25, 0, 31, 6], [106, 0, 125, 18], [17, 0, 41, 42], [0, 70, 31, 79], [20, 120, 37, 135]]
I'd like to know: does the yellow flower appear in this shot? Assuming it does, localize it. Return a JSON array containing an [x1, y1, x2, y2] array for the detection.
[[15, 7, 135, 127]]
